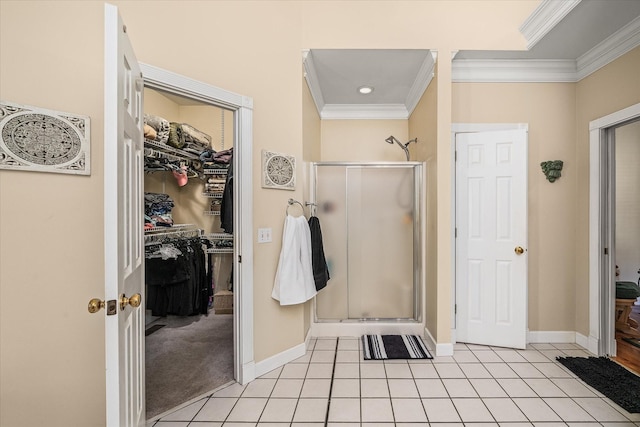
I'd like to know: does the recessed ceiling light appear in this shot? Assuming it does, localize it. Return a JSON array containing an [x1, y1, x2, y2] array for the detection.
[[358, 85, 374, 95]]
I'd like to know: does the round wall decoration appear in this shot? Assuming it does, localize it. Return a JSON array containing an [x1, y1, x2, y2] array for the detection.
[[262, 150, 295, 190], [0, 101, 90, 175]]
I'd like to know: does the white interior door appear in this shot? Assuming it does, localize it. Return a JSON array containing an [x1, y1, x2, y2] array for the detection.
[[455, 129, 528, 349], [104, 4, 145, 426]]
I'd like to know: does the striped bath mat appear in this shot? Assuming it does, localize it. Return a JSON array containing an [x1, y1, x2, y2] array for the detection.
[[362, 334, 432, 360]]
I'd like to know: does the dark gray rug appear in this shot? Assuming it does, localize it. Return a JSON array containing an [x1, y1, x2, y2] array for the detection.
[[557, 356, 640, 413], [146, 312, 234, 418], [362, 334, 432, 360]]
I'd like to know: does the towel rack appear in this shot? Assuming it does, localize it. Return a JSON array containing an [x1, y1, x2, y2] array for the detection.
[[286, 198, 305, 216]]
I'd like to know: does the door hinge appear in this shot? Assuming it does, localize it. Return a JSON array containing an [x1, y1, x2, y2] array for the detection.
[[238, 255, 242, 263], [455, 228, 457, 238], [455, 304, 457, 314], [604, 247, 609, 255], [455, 151, 457, 161]]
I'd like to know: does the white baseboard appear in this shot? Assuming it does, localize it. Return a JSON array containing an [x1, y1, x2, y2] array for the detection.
[[310, 321, 424, 337], [527, 330, 576, 343], [253, 342, 306, 379], [424, 326, 453, 357], [239, 361, 256, 385], [576, 332, 599, 355]]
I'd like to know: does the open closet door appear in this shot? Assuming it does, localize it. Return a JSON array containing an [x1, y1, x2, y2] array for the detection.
[[104, 4, 145, 426]]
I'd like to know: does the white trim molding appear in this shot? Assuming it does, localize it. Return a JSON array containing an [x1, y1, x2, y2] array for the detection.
[[405, 51, 437, 116], [320, 104, 409, 120], [302, 49, 325, 116], [452, 59, 577, 83], [254, 342, 307, 378], [424, 327, 453, 357], [520, 0, 582, 50]]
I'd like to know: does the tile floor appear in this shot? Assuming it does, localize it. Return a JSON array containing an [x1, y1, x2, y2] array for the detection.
[[147, 338, 640, 427]]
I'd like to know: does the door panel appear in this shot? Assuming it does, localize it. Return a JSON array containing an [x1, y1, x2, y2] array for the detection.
[[105, 4, 145, 426], [456, 129, 527, 349]]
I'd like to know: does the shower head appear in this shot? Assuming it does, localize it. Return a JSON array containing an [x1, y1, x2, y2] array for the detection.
[[385, 135, 417, 161]]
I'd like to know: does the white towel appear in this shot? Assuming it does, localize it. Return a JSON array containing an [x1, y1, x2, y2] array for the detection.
[[272, 215, 317, 305]]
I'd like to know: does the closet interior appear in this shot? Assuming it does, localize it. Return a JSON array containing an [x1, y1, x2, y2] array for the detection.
[[143, 86, 235, 418]]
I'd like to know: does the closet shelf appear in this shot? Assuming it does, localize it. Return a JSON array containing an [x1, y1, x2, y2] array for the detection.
[[203, 168, 228, 175], [144, 138, 199, 160], [206, 248, 233, 254], [202, 192, 224, 198], [145, 224, 197, 234], [204, 211, 221, 216], [204, 233, 234, 240]]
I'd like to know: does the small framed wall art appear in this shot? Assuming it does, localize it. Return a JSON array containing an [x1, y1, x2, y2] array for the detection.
[[0, 101, 91, 175], [262, 149, 295, 190]]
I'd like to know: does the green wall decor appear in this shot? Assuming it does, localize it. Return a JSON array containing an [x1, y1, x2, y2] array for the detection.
[[541, 160, 563, 182]]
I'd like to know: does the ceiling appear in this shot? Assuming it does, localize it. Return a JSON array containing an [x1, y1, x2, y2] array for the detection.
[[304, 0, 640, 119]]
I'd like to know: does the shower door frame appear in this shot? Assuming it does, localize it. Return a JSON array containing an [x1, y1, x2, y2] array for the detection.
[[310, 162, 425, 327]]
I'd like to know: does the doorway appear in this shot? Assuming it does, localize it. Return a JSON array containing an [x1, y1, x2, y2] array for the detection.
[[589, 102, 640, 358]]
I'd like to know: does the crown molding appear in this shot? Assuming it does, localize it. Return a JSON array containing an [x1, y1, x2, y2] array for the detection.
[[302, 49, 325, 115], [576, 15, 640, 80], [520, 0, 582, 50], [405, 51, 437, 116], [321, 104, 409, 120], [452, 59, 577, 83]]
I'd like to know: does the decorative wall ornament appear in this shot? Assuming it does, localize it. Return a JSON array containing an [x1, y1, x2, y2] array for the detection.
[[0, 101, 90, 175], [262, 150, 295, 190], [540, 160, 563, 182]]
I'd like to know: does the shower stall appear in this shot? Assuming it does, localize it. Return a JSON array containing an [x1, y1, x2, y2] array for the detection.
[[310, 162, 424, 336]]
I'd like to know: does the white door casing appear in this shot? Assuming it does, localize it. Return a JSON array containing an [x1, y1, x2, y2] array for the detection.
[[105, 4, 145, 426], [455, 128, 528, 349]]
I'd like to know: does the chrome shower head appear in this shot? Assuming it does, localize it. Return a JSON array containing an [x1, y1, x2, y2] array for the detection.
[[385, 136, 396, 145]]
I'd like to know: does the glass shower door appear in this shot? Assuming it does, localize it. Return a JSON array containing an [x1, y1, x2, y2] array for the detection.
[[314, 163, 421, 321]]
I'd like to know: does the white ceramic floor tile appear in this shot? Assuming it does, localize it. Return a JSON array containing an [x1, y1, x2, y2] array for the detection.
[[290, 352, 312, 364], [451, 398, 494, 422], [310, 350, 335, 363], [531, 423, 566, 427], [500, 423, 533, 427], [511, 398, 562, 422], [388, 379, 419, 397], [314, 338, 337, 350], [508, 363, 545, 378], [561, 349, 593, 357], [225, 397, 268, 422], [414, 378, 448, 398], [550, 378, 598, 397], [469, 378, 508, 398], [280, 363, 309, 378], [599, 422, 638, 427], [183, 422, 221, 427], [453, 350, 480, 363], [573, 398, 631, 422], [334, 362, 360, 378], [259, 398, 298, 422], [211, 382, 246, 398], [158, 398, 207, 421], [360, 423, 395, 427], [432, 356, 456, 364], [409, 362, 438, 378], [335, 350, 360, 363], [360, 363, 387, 378], [338, 337, 360, 351], [192, 397, 237, 422], [553, 343, 581, 350], [241, 378, 276, 397], [531, 362, 573, 378], [271, 378, 304, 398], [543, 397, 596, 422], [384, 363, 412, 378], [328, 398, 361, 422], [517, 350, 551, 363], [391, 398, 428, 423], [152, 422, 188, 427], [292, 398, 329, 423], [434, 363, 466, 378], [300, 378, 332, 398], [484, 363, 519, 378], [497, 378, 537, 397], [523, 378, 567, 397], [539, 349, 569, 361], [361, 398, 394, 422], [422, 398, 461, 422], [259, 366, 284, 378], [360, 378, 390, 398], [495, 350, 528, 363], [460, 363, 493, 378], [442, 378, 478, 397], [482, 398, 528, 422], [305, 363, 334, 379], [473, 350, 504, 363], [291, 422, 326, 427], [332, 378, 361, 397]]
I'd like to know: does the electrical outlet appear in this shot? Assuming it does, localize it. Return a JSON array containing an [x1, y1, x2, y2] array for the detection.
[[258, 228, 272, 243]]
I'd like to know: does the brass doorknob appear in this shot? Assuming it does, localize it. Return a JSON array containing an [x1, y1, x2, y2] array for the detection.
[[120, 293, 142, 310], [515, 246, 525, 255], [88, 298, 105, 314]]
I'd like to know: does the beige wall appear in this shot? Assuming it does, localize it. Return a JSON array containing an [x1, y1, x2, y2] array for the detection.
[[452, 82, 577, 332], [0, 2, 106, 426], [574, 46, 640, 335], [409, 70, 439, 338], [320, 120, 409, 162], [0, 1, 545, 425]]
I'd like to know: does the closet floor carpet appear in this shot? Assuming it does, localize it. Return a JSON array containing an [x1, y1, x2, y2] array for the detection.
[[145, 311, 234, 419]]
